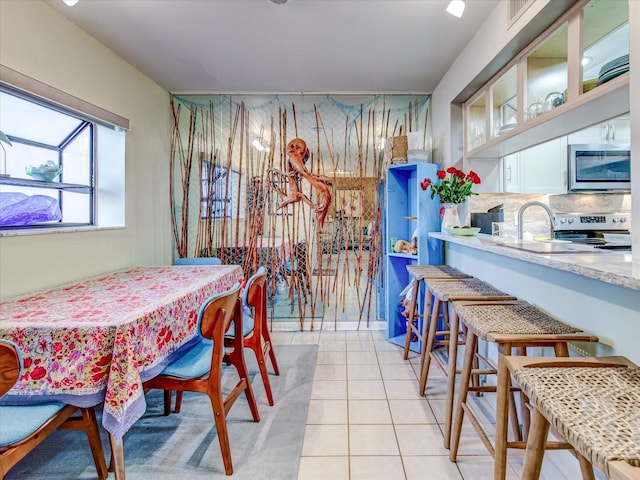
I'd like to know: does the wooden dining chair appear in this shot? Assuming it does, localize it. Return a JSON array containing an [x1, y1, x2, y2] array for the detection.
[[173, 267, 280, 409], [143, 283, 260, 476], [226, 266, 279, 405], [0, 339, 108, 480]]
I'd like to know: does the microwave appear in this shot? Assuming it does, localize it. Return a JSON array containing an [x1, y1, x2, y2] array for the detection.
[[568, 144, 631, 192]]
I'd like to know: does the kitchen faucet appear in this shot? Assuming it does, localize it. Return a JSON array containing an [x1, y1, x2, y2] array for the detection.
[[517, 201, 556, 241]]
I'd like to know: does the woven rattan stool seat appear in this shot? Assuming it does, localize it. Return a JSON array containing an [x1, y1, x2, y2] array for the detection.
[[514, 364, 640, 475], [428, 278, 514, 302], [406, 265, 470, 280], [456, 303, 582, 339]]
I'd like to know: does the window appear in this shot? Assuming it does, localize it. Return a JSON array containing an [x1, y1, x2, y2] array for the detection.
[[0, 80, 126, 232], [201, 162, 238, 219]]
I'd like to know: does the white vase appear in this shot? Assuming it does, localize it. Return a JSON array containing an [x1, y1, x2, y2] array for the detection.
[[441, 203, 461, 233], [457, 201, 470, 228]]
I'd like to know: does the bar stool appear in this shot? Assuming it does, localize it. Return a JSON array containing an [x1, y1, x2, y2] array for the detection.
[[418, 278, 517, 448], [447, 301, 599, 480], [505, 355, 640, 480], [402, 265, 471, 362]]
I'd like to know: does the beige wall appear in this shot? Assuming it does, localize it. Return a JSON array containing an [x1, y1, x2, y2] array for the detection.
[[0, 0, 172, 299]]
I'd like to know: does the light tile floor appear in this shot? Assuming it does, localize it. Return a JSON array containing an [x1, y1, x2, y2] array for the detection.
[[271, 329, 603, 480]]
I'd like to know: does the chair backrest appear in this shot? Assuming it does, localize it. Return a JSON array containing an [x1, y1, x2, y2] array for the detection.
[[242, 266, 267, 309], [243, 267, 267, 335], [0, 339, 22, 397], [174, 257, 222, 266], [196, 283, 242, 342]]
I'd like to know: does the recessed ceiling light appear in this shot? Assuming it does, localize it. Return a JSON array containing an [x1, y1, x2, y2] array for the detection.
[[267, 0, 291, 4], [63, 0, 79, 6], [446, 0, 466, 18], [582, 56, 593, 66]]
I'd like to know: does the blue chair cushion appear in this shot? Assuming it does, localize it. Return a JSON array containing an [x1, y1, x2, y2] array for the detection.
[[161, 338, 213, 379], [225, 305, 254, 338], [0, 402, 66, 447], [173, 257, 221, 266]]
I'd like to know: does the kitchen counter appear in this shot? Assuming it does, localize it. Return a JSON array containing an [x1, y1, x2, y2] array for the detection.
[[429, 231, 640, 364], [429, 232, 639, 292]]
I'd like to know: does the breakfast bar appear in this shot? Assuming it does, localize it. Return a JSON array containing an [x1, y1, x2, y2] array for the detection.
[[430, 232, 640, 364]]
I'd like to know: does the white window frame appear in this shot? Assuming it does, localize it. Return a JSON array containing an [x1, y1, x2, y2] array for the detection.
[[0, 65, 128, 235]]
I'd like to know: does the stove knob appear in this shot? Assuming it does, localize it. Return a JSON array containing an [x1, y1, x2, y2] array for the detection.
[[567, 218, 574, 224], [612, 218, 618, 223], [619, 217, 627, 223], [559, 218, 566, 224]]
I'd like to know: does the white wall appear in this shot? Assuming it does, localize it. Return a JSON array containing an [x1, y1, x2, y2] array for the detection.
[[0, 0, 172, 299]]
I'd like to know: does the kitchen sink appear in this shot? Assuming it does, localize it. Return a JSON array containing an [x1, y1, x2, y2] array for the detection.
[[495, 240, 607, 254]]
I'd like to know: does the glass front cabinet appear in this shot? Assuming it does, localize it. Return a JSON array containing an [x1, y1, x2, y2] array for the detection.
[[463, 0, 629, 162]]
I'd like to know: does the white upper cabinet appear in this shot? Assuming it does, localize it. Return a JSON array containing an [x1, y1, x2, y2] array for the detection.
[[567, 113, 630, 144], [503, 137, 568, 194]]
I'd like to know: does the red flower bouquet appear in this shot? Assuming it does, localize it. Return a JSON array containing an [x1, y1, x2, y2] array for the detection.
[[420, 167, 481, 204]]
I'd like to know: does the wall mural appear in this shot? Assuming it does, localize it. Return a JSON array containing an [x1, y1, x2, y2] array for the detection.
[[170, 94, 431, 331]]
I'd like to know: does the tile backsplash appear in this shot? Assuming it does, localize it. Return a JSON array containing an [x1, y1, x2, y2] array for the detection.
[[469, 192, 631, 227]]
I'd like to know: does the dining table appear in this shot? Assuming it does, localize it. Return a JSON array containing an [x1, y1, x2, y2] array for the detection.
[[0, 264, 244, 479]]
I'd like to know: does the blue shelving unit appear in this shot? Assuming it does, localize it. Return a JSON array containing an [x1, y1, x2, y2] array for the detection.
[[385, 162, 443, 352]]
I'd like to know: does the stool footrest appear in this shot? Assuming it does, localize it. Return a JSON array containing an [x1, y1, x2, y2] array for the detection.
[[468, 385, 500, 393]]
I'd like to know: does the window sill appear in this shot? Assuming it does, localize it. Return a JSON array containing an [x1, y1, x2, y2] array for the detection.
[[0, 225, 125, 237]]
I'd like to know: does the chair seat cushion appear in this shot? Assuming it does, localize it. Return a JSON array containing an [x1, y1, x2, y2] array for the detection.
[[0, 402, 66, 447], [224, 305, 255, 338], [161, 338, 213, 379]]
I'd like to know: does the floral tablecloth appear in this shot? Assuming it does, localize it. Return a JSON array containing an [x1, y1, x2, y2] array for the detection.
[[0, 265, 243, 440]]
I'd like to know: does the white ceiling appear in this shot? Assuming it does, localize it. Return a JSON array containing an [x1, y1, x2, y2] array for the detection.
[[44, 0, 499, 94]]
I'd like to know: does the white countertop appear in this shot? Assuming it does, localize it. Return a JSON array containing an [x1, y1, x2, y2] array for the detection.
[[429, 232, 640, 292]]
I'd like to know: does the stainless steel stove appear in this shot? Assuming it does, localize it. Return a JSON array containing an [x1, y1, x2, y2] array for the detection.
[[554, 213, 632, 251]]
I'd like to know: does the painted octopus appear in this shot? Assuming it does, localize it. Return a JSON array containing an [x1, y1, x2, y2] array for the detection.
[[270, 138, 332, 226]]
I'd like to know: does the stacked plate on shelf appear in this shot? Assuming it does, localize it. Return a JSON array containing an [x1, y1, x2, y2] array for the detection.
[[597, 54, 629, 85]]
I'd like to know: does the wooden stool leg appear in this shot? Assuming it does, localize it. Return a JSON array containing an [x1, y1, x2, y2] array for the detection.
[[521, 408, 550, 480], [514, 346, 526, 441], [494, 345, 513, 480], [554, 342, 570, 357], [418, 297, 441, 395], [509, 390, 522, 442], [449, 331, 477, 460], [418, 285, 433, 381], [403, 279, 421, 360], [443, 308, 459, 449], [577, 454, 596, 480]]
